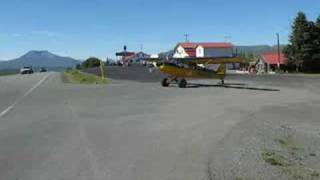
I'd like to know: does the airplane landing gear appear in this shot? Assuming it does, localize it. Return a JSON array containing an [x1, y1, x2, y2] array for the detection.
[[161, 78, 170, 87], [221, 79, 225, 85], [178, 78, 187, 88], [162, 77, 187, 88]]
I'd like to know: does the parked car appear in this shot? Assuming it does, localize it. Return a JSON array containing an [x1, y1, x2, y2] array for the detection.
[[39, 67, 47, 72], [20, 66, 34, 74]]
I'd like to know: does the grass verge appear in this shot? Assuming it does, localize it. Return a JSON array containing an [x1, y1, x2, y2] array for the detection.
[[0, 71, 19, 77], [63, 69, 108, 84], [262, 150, 287, 166], [261, 133, 320, 179]]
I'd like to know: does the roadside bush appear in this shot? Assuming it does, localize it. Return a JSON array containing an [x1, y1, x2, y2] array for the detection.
[[76, 64, 81, 70], [65, 67, 73, 73], [81, 57, 102, 69]]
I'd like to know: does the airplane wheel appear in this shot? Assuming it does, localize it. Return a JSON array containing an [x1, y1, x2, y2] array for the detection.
[[162, 78, 170, 87], [178, 79, 187, 88]]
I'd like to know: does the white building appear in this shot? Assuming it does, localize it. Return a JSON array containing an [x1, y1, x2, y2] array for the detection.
[[173, 42, 234, 58]]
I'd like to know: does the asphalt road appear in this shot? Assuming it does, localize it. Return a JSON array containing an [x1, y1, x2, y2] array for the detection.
[[0, 73, 49, 115], [0, 71, 320, 180], [85, 66, 166, 82]]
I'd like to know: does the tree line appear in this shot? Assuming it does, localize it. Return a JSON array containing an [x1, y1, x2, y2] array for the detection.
[[284, 12, 320, 73]]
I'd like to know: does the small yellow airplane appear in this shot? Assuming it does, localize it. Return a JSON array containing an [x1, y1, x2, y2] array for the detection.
[[151, 57, 245, 88]]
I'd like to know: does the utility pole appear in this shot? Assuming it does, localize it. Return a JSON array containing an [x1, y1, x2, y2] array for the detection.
[[184, 34, 189, 42], [99, 60, 105, 80], [277, 33, 281, 71]]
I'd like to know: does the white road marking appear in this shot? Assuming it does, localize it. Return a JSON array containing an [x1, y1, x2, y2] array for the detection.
[[0, 73, 52, 118]]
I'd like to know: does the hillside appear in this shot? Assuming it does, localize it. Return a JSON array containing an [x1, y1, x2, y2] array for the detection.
[[235, 45, 286, 55], [0, 51, 80, 70]]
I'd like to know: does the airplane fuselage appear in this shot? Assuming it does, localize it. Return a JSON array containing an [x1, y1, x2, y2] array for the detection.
[[159, 64, 225, 80]]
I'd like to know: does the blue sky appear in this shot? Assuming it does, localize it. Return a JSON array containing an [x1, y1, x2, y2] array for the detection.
[[0, 0, 319, 60]]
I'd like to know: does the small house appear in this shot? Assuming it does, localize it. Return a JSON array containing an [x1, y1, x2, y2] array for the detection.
[[256, 52, 288, 73]]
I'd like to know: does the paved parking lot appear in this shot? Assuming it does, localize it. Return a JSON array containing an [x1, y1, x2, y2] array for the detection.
[[0, 71, 320, 180]]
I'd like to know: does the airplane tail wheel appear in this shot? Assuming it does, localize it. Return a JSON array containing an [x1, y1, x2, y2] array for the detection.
[[161, 78, 170, 87], [221, 79, 225, 85], [178, 79, 187, 88]]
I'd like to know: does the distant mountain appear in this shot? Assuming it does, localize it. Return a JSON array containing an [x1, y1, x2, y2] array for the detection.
[[0, 50, 80, 70], [158, 50, 174, 59], [234, 45, 286, 55]]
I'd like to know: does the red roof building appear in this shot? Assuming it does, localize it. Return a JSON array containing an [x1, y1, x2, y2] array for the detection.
[[115, 46, 150, 65], [122, 52, 150, 64], [261, 52, 288, 65], [256, 52, 288, 73]]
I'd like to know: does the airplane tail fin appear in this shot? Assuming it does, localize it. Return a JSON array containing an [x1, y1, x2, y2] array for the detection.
[[216, 64, 226, 75]]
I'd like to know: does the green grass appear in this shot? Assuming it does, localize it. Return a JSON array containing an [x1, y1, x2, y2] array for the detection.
[[63, 69, 108, 84], [261, 133, 320, 179], [0, 71, 18, 76], [262, 150, 287, 166]]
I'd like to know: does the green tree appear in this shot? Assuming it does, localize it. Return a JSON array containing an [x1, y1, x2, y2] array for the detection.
[[314, 16, 320, 56], [287, 12, 310, 68], [284, 12, 320, 72], [247, 53, 255, 62], [301, 21, 315, 72], [239, 52, 255, 63], [81, 57, 102, 69], [75, 64, 81, 70], [311, 16, 320, 71]]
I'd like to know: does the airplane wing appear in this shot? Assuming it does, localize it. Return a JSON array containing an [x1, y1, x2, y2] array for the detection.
[[175, 57, 246, 65]]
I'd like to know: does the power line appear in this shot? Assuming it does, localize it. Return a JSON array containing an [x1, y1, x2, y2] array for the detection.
[[277, 33, 281, 70]]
